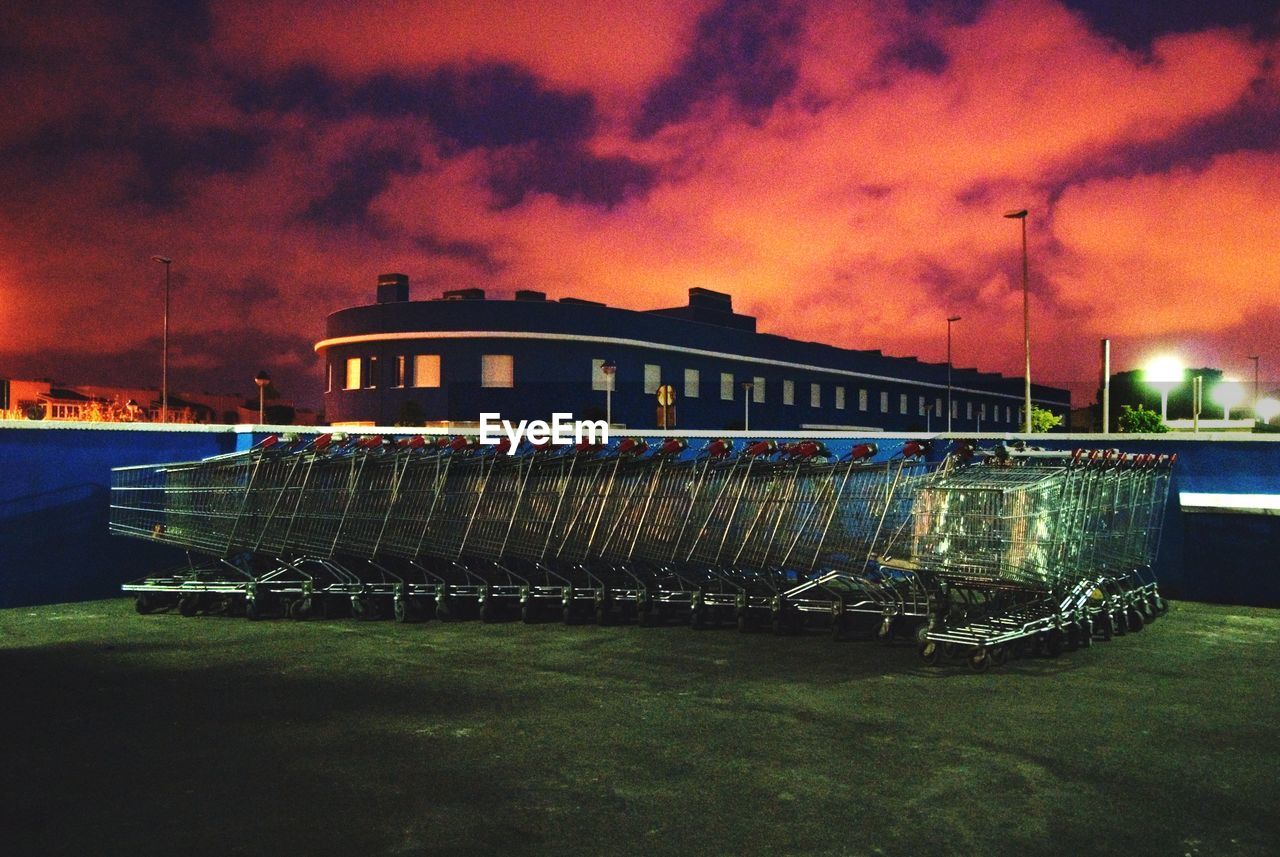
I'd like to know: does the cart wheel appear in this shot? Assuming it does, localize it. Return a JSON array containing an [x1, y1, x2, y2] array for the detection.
[[520, 601, 538, 624], [178, 595, 201, 617], [1077, 618, 1093, 648], [942, 642, 962, 660], [1098, 613, 1113, 641], [562, 603, 576, 625], [594, 601, 610, 626], [435, 597, 455, 622], [968, 649, 991, 673], [919, 640, 941, 665], [875, 617, 895, 645], [289, 598, 312, 620], [1127, 608, 1144, 632], [1064, 622, 1079, 651], [830, 615, 847, 641], [1111, 610, 1126, 636], [393, 597, 412, 624], [736, 609, 750, 634], [990, 645, 1008, 666], [479, 601, 497, 623], [134, 594, 159, 615], [350, 596, 368, 621], [690, 606, 707, 630], [1044, 629, 1064, 658], [1154, 595, 1168, 615], [1139, 598, 1155, 622], [245, 597, 263, 621]]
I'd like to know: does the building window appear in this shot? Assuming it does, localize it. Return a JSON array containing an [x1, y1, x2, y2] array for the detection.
[[684, 368, 700, 399], [644, 364, 661, 395], [783, 380, 795, 405], [720, 372, 734, 401], [810, 383, 821, 408], [880, 391, 888, 413], [951, 400, 958, 418], [326, 361, 333, 393], [836, 387, 846, 410], [1006, 406, 1012, 424], [935, 398, 942, 417], [591, 359, 611, 392], [393, 355, 406, 388], [414, 354, 441, 388], [482, 354, 514, 388], [344, 357, 361, 390], [899, 393, 908, 415], [967, 401, 974, 420], [752, 377, 765, 403], [980, 403, 987, 422], [364, 356, 378, 389], [918, 395, 926, 417], [859, 389, 868, 411]]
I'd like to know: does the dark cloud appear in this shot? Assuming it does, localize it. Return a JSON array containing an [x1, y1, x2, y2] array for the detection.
[[233, 64, 344, 115], [412, 234, 505, 275], [1062, 0, 1280, 50], [487, 144, 657, 210], [636, 0, 804, 137], [302, 144, 423, 230], [881, 36, 949, 74]]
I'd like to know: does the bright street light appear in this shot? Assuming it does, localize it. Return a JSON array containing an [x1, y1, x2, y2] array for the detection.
[[1257, 397, 1280, 424], [1210, 380, 1246, 420], [1143, 355, 1185, 422]]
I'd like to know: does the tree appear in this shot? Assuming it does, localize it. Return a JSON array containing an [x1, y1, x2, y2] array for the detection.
[[1029, 405, 1063, 433], [1117, 404, 1168, 433]]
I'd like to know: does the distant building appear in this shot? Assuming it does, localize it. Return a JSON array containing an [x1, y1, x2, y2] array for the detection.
[[0, 379, 317, 425], [316, 274, 1070, 430]]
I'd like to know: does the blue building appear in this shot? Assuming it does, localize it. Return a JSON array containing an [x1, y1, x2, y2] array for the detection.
[[316, 274, 1070, 429]]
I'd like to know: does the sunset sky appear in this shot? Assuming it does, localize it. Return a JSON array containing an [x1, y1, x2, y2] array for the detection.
[[2, 0, 1278, 409]]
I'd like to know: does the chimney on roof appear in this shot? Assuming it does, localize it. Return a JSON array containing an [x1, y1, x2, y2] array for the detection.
[[376, 273, 409, 303], [442, 287, 486, 300]]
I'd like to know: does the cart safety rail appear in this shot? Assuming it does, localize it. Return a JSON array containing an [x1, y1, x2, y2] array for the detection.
[[111, 436, 1173, 669]]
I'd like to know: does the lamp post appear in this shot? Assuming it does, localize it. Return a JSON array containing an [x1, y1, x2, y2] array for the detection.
[[1211, 381, 1245, 421], [1144, 356, 1184, 423], [946, 315, 961, 433], [742, 381, 753, 431], [1003, 209, 1031, 433], [1248, 355, 1260, 405], [255, 370, 271, 424], [151, 255, 172, 421], [601, 360, 616, 425]]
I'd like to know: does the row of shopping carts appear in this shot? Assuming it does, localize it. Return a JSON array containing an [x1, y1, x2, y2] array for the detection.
[[110, 434, 1174, 670]]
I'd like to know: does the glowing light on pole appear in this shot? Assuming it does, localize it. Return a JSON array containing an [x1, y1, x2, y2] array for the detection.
[[1143, 356, 1185, 423], [1211, 380, 1246, 420], [1003, 210, 1031, 433], [151, 255, 172, 421], [255, 370, 271, 424], [1256, 397, 1280, 425]]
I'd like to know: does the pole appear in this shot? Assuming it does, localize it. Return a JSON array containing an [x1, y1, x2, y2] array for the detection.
[[743, 384, 751, 432], [258, 385, 265, 424], [606, 382, 612, 426], [1193, 375, 1202, 432], [1250, 356, 1260, 405], [1020, 215, 1031, 434], [946, 316, 960, 433], [1101, 338, 1111, 434]]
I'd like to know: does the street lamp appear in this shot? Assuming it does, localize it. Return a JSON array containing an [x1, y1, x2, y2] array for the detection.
[[1003, 209, 1031, 433], [255, 370, 271, 424], [742, 381, 753, 431], [1143, 356, 1185, 423], [946, 315, 961, 432], [1211, 380, 1246, 421], [1248, 355, 1260, 405], [151, 255, 172, 421], [600, 360, 616, 425]]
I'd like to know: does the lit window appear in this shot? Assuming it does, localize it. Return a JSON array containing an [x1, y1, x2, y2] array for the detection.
[[951, 400, 958, 418], [1006, 406, 1012, 423], [753, 377, 765, 403], [935, 398, 942, 417], [592, 359, 606, 392], [899, 393, 908, 414], [859, 389, 868, 411], [918, 396, 926, 417], [482, 354, 513, 388], [644, 364, 661, 394], [980, 403, 987, 421], [684, 368, 700, 398], [720, 372, 734, 401], [344, 357, 361, 390], [394, 355, 406, 388], [880, 391, 888, 413], [967, 401, 973, 419], [364, 356, 378, 389], [326, 361, 332, 393], [414, 355, 441, 388], [835, 387, 845, 410], [783, 380, 795, 405]]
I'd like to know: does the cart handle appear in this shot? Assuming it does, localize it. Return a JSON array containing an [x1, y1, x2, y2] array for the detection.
[[846, 442, 877, 462], [745, 440, 777, 457], [901, 440, 929, 459], [657, 438, 688, 457], [704, 438, 733, 458]]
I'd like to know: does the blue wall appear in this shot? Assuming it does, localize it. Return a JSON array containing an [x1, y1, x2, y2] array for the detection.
[[1, 424, 1277, 608]]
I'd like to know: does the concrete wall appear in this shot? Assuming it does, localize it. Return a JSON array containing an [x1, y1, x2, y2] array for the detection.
[[2, 422, 1277, 608]]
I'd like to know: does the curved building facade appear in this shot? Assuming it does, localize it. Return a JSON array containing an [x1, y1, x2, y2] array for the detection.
[[316, 274, 1070, 430]]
